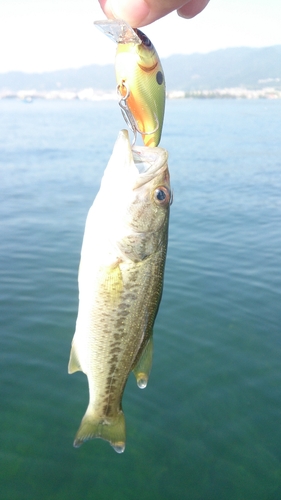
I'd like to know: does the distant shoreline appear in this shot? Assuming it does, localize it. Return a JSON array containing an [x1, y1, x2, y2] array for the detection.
[[1, 87, 281, 101], [1, 47, 280, 100]]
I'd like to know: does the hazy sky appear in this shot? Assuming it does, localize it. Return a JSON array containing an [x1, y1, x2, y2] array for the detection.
[[1, 0, 281, 73]]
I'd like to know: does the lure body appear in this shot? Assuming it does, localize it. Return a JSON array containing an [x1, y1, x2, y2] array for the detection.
[[94, 20, 166, 147], [116, 29, 166, 147]]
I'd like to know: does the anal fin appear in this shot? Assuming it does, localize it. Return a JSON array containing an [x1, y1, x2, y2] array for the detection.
[[68, 342, 82, 374]]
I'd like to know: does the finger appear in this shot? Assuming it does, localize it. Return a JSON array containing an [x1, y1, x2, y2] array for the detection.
[[98, 0, 191, 27], [177, 0, 210, 19], [99, 0, 149, 27]]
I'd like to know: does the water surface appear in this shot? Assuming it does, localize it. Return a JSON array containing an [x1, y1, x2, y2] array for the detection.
[[1, 98, 281, 499]]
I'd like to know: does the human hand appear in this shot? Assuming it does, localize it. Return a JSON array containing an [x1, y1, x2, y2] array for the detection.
[[98, 0, 210, 28]]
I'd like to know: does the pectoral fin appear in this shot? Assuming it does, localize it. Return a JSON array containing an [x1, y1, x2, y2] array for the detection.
[[99, 261, 123, 303], [133, 337, 153, 389]]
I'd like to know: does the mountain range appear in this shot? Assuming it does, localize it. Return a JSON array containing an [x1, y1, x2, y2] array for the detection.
[[1, 46, 280, 92]]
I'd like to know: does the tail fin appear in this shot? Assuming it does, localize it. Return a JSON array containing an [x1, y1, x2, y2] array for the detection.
[[73, 406, 126, 453]]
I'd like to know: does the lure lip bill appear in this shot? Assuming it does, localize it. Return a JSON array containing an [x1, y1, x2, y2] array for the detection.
[[94, 19, 141, 45]]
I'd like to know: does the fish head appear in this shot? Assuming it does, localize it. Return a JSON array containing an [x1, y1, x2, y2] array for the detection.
[[99, 130, 171, 260]]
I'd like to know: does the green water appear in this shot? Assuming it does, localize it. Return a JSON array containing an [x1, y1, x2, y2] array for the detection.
[[1, 99, 281, 499]]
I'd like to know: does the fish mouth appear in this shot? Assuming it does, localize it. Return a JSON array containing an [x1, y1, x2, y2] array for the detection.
[[122, 129, 168, 188], [104, 130, 168, 190], [132, 148, 168, 188]]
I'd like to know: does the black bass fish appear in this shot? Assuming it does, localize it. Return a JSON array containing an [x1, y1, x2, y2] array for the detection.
[[68, 129, 171, 453], [95, 20, 165, 147]]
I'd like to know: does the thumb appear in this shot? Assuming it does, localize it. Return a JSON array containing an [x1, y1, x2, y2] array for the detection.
[[98, 0, 151, 28]]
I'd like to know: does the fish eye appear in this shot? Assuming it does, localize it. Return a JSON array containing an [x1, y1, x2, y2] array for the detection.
[[136, 29, 152, 48], [154, 187, 171, 206]]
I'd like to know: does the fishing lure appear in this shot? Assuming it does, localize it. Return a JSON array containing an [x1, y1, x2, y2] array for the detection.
[[95, 20, 166, 147]]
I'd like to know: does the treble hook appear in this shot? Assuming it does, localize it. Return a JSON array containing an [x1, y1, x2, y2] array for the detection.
[[117, 83, 137, 146], [117, 82, 160, 147]]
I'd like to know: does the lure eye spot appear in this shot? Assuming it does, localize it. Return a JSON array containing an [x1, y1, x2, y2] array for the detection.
[[156, 71, 164, 85]]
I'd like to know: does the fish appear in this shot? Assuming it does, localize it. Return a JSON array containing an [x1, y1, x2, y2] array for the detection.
[[68, 129, 172, 453], [94, 20, 166, 147]]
